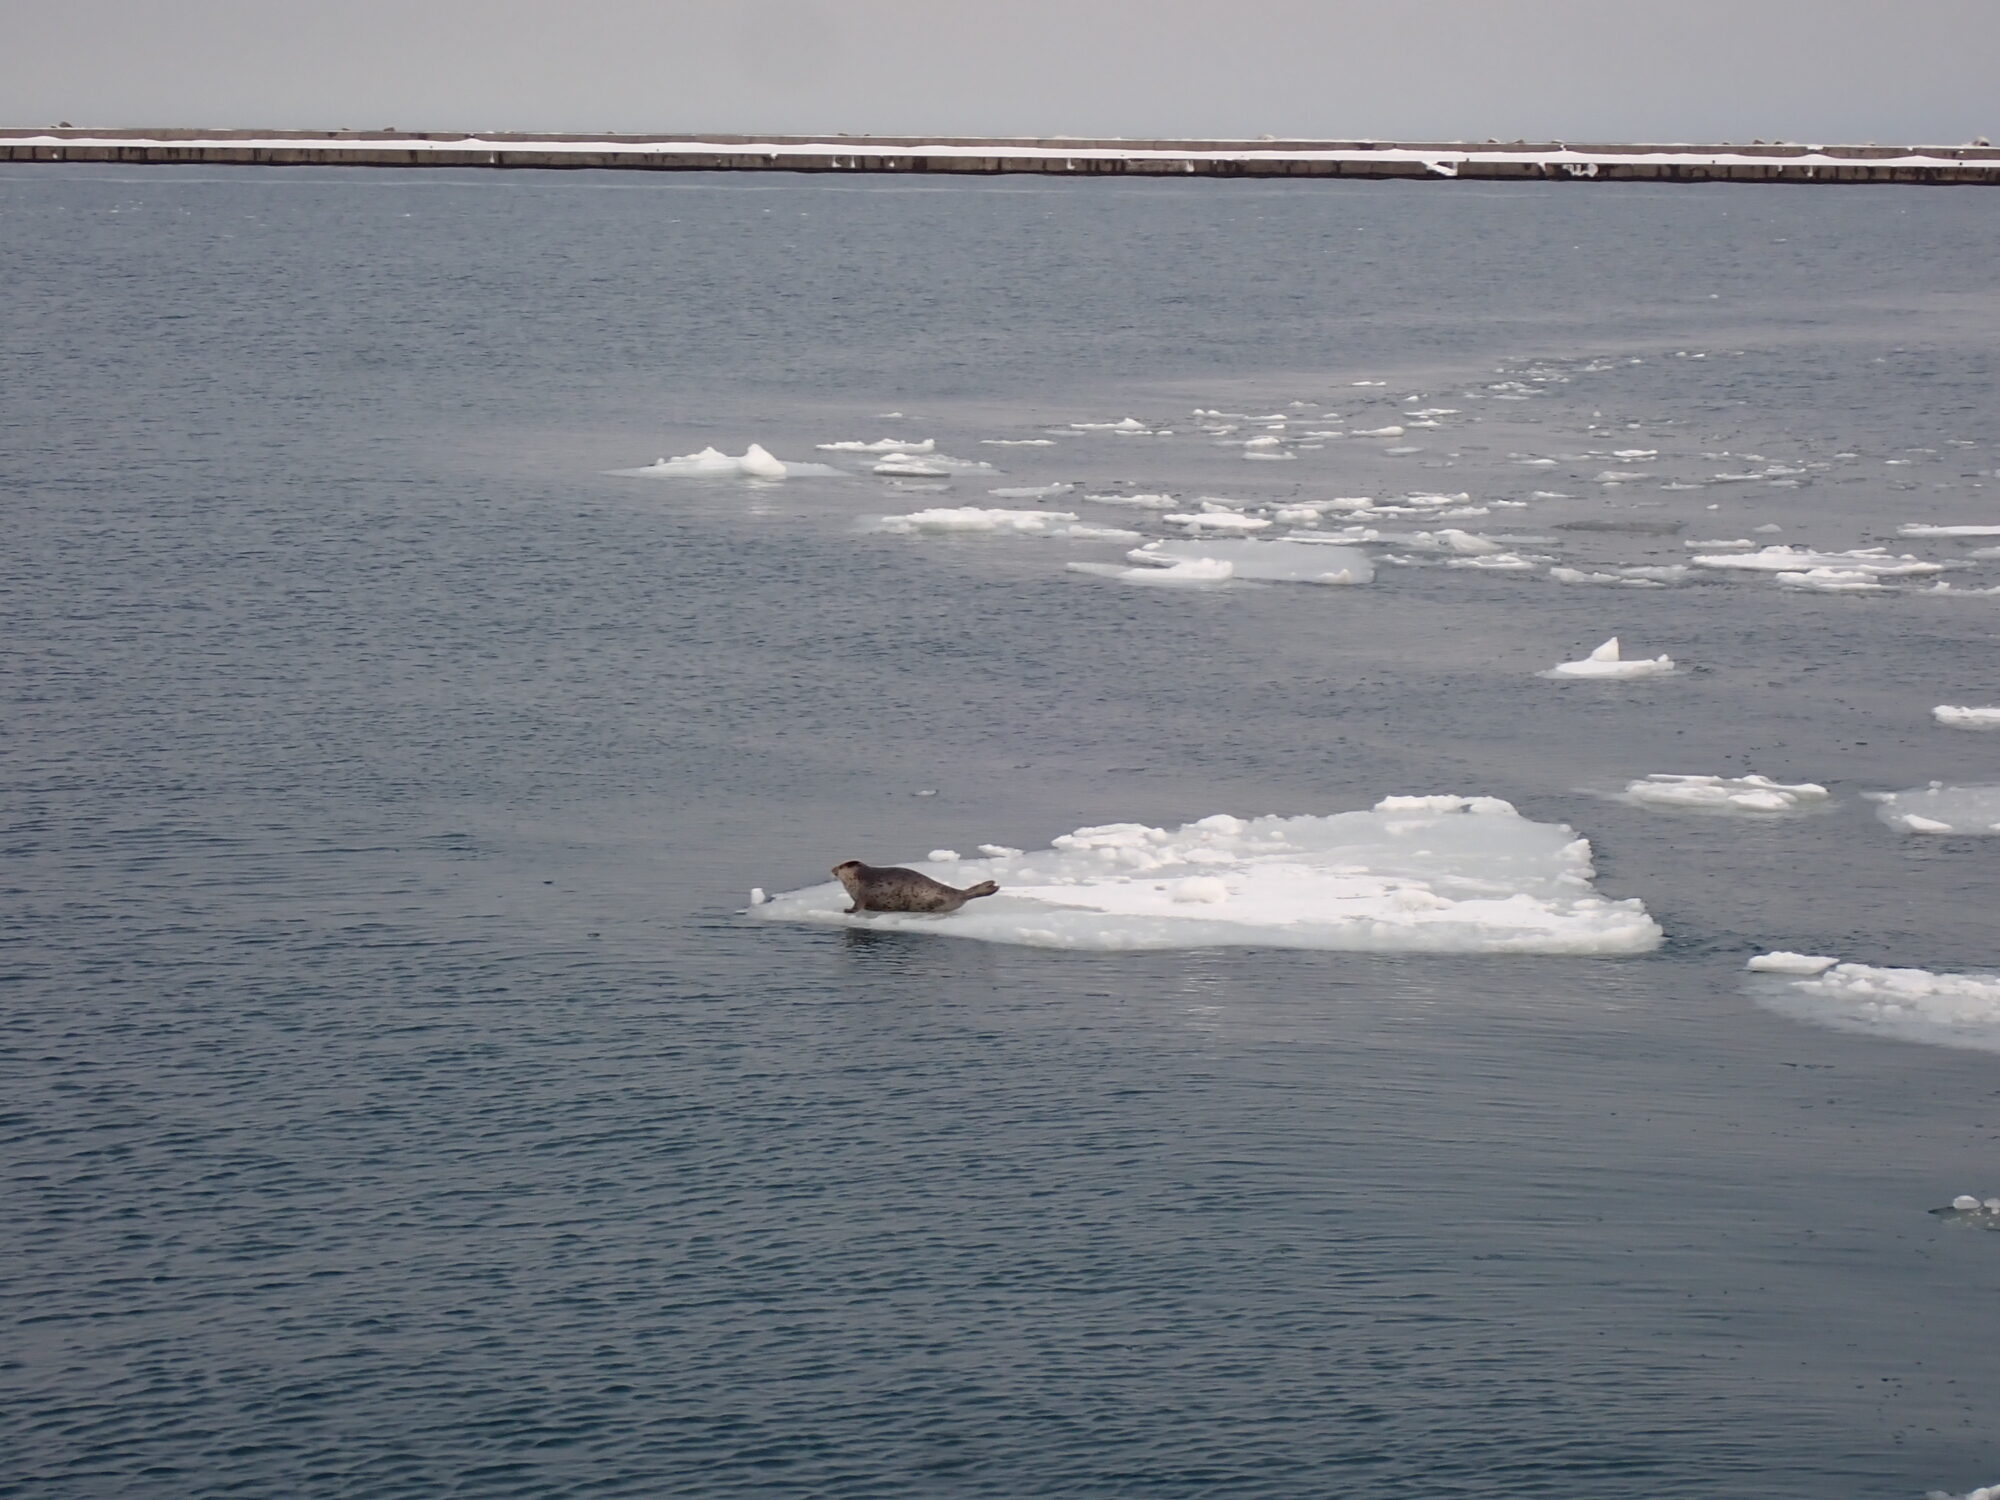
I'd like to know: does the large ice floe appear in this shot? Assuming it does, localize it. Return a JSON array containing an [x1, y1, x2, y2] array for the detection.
[[1541, 638, 1678, 680], [1935, 705, 2000, 731], [614, 444, 845, 479], [869, 508, 1139, 541], [1866, 783, 2000, 834], [1747, 954, 2000, 1054], [1620, 773, 1830, 815], [750, 797, 1664, 954]]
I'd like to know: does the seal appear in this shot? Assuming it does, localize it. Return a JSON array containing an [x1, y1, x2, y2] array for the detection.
[[832, 860, 1000, 915]]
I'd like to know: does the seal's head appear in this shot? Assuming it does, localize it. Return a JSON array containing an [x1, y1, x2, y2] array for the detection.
[[831, 860, 867, 895]]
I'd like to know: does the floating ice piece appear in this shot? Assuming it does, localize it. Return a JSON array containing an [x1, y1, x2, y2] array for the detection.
[[1068, 557, 1236, 587], [1691, 545, 1943, 576], [1243, 449, 1297, 461], [1621, 773, 1830, 815], [1595, 470, 1651, 483], [1774, 568, 1888, 592], [1082, 492, 1177, 509], [875, 451, 995, 475], [1163, 512, 1273, 533], [1898, 523, 2000, 536], [1686, 538, 1754, 549], [1550, 564, 1689, 589], [873, 456, 950, 477], [977, 844, 1023, 859], [817, 436, 934, 452], [1542, 638, 1677, 679], [1747, 955, 2000, 1054], [1868, 782, 2000, 835], [1935, 706, 2000, 730], [981, 437, 1056, 446], [989, 483, 1075, 500], [870, 507, 1134, 541], [617, 444, 843, 480], [1071, 417, 1151, 432], [1929, 1200, 2000, 1232], [1353, 425, 1406, 437], [1127, 538, 1375, 584], [1444, 552, 1544, 571], [1747, 951, 1838, 975], [928, 849, 960, 862], [1242, 435, 1284, 449], [750, 798, 1663, 954]]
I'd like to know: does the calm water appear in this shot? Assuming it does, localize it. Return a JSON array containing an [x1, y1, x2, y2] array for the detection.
[[3, 166, 1998, 1498]]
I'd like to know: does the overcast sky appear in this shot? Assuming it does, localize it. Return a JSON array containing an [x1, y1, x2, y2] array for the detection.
[[6, 0, 1995, 145]]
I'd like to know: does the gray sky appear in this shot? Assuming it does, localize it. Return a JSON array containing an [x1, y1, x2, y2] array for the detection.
[[6, 0, 1995, 145]]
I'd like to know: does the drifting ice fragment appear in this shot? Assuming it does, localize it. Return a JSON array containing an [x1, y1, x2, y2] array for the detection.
[[1935, 706, 2000, 730], [1621, 774, 1830, 815], [751, 797, 1663, 954], [1123, 538, 1375, 584], [1542, 638, 1678, 679], [1747, 954, 2000, 1053], [616, 444, 844, 479], [817, 437, 934, 452], [870, 508, 1136, 541], [1691, 545, 1942, 576], [1867, 783, 2000, 834]]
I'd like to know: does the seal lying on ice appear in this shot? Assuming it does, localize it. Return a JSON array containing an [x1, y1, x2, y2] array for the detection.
[[832, 860, 1000, 915]]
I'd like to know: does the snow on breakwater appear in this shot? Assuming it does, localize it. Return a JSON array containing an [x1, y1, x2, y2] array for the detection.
[[1747, 954, 2000, 1054], [751, 797, 1664, 954]]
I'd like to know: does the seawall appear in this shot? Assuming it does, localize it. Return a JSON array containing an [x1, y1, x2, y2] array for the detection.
[[4, 129, 1997, 184]]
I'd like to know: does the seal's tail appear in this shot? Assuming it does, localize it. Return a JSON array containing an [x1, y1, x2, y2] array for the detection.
[[963, 880, 1000, 900]]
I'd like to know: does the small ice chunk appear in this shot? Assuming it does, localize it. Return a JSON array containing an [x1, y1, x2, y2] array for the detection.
[[1542, 637, 1677, 680], [874, 456, 951, 477], [928, 849, 960, 862], [1353, 425, 1406, 437], [1935, 706, 2000, 730], [1163, 512, 1273, 533], [617, 444, 842, 480], [1081, 492, 1176, 509], [989, 483, 1075, 499], [1747, 952, 1839, 975], [749, 887, 768, 906], [870, 507, 1116, 540], [1774, 568, 1887, 592], [1897, 523, 2000, 536], [1872, 782, 2000, 835], [977, 844, 1023, 859], [1748, 956, 2000, 1053], [1624, 774, 1830, 815], [1692, 545, 1942, 576], [817, 436, 934, 452], [1127, 538, 1375, 584], [1951, 1194, 1982, 1211], [1071, 417, 1151, 432]]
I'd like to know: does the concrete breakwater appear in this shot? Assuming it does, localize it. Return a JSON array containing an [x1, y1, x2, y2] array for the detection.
[[4, 128, 1998, 184]]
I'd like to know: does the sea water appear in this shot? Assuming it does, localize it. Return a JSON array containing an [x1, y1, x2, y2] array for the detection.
[[3, 166, 1998, 1498]]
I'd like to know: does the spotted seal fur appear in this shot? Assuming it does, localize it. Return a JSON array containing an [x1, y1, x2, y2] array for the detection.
[[832, 860, 1000, 915]]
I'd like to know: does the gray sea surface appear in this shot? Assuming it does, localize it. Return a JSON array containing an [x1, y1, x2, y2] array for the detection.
[[3, 166, 1998, 1498]]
